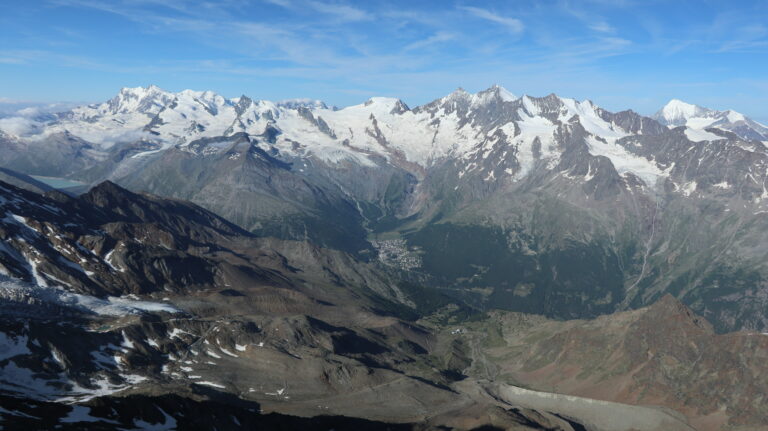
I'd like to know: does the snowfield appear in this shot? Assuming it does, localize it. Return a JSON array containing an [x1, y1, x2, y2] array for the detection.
[[0, 275, 180, 316]]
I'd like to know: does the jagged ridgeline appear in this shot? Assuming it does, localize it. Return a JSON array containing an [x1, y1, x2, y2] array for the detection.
[[2, 85, 768, 331]]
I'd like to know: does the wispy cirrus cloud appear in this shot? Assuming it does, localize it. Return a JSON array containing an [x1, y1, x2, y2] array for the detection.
[[458, 6, 524, 34], [556, 1, 616, 34], [715, 39, 768, 53], [560, 36, 632, 59], [403, 32, 455, 51], [0, 57, 27, 65], [589, 21, 615, 33], [714, 24, 768, 52], [0, 49, 107, 69], [261, 0, 373, 22], [262, 0, 292, 7], [232, 21, 349, 65], [306, 1, 372, 22], [26, 0, 637, 105], [30, 0, 639, 92], [2, 0, 763, 119]]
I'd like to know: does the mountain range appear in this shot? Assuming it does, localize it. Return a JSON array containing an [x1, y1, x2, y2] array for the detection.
[[4, 84, 768, 331], [1, 85, 768, 429]]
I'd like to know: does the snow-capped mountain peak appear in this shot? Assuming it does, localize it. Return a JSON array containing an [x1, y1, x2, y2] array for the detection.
[[105, 85, 175, 115], [656, 99, 710, 126], [177, 88, 226, 102], [724, 110, 746, 123], [359, 97, 410, 115], [472, 85, 517, 105], [654, 99, 768, 141], [118, 84, 165, 97], [363, 96, 402, 106], [172, 89, 231, 117], [443, 87, 472, 102]]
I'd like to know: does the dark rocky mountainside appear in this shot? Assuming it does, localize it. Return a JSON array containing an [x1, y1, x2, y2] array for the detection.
[[0, 179, 607, 430], [0, 179, 397, 301], [0, 180, 766, 430]]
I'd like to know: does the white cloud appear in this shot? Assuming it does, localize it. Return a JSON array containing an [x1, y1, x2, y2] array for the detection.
[[0, 57, 26, 65], [0, 102, 81, 121], [0, 117, 41, 136], [263, 0, 292, 7], [458, 6, 524, 34], [306, 1, 372, 22], [404, 32, 456, 51], [714, 24, 768, 53], [15, 107, 43, 117], [589, 21, 615, 33], [92, 128, 154, 147], [233, 22, 343, 65]]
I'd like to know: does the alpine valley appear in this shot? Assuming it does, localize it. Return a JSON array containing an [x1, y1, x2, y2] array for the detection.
[[0, 85, 767, 430]]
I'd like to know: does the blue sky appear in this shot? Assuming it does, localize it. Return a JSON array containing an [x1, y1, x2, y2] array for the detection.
[[1, 0, 767, 120]]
